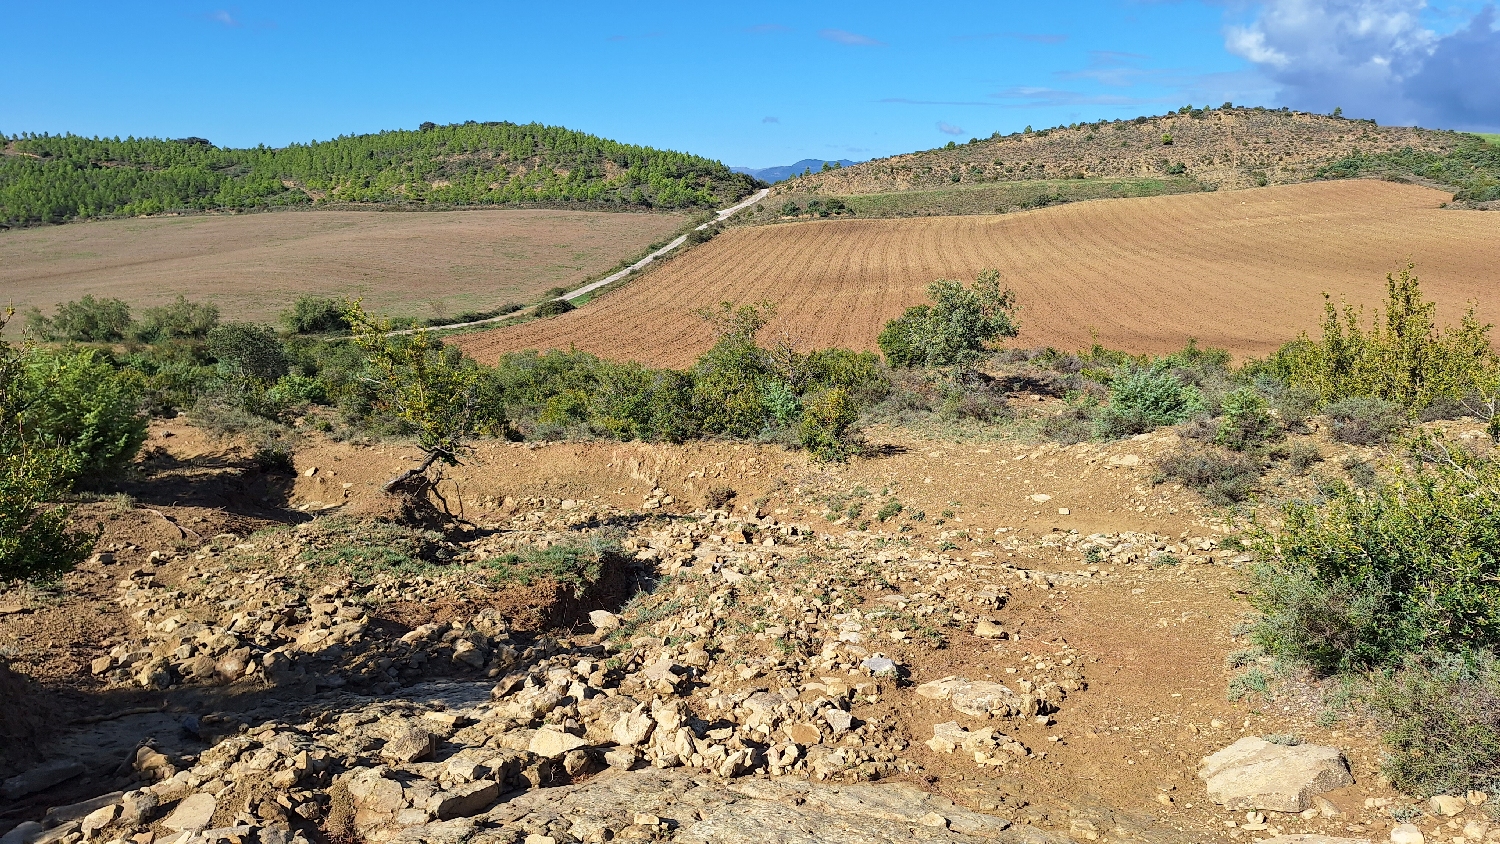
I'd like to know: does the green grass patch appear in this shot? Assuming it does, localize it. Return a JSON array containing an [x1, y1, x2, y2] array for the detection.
[[477, 539, 614, 589], [1478, 133, 1500, 147], [295, 518, 448, 580]]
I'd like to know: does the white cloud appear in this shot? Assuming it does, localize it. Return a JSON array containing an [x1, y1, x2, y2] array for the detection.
[[819, 29, 885, 47], [937, 121, 966, 135], [1227, 0, 1500, 130]]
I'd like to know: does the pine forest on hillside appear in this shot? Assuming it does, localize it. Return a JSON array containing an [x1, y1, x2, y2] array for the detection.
[[0, 122, 759, 227]]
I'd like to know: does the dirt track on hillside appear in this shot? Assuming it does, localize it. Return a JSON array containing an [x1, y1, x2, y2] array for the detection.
[[455, 181, 1500, 367], [1, 208, 686, 326]]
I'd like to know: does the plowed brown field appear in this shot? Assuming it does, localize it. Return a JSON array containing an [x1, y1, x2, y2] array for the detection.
[[1, 208, 687, 327], [455, 181, 1500, 367]]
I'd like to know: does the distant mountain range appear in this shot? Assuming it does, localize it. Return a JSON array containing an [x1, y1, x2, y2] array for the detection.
[[731, 159, 860, 184]]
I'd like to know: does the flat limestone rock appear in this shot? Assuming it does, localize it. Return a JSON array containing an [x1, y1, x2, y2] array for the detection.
[[1199, 738, 1353, 812], [1261, 837, 1372, 844], [489, 768, 1058, 844], [162, 792, 217, 832], [528, 728, 588, 758], [915, 676, 1025, 717]]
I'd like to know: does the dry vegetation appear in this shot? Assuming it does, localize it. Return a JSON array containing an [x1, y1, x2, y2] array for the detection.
[[455, 181, 1500, 367], [0, 208, 688, 328], [782, 109, 1461, 197]]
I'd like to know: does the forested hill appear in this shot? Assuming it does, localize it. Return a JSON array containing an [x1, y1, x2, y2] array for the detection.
[[0, 122, 760, 227]]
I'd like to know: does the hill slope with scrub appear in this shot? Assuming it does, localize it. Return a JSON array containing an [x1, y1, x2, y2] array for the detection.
[[754, 106, 1498, 220]]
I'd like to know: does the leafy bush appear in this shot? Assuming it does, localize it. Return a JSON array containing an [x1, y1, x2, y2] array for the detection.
[[1, 312, 99, 583], [208, 323, 289, 383], [1325, 396, 1406, 445], [350, 305, 499, 467], [1372, 651, 1500, 797], [799, 387, 860, 461], [1157, 446, 1259, 505], [19, 347, 148, 481], [1249, 439, 1500, 673], [1, 444, 98, 583], [27, 295, 133, 342], [282, 296, 350, 334], [132, 295, 219, 342], [878, 270, 1019, 367], [1215, 388, 1282, 451], [1261, 265, 1498, 413], [535, 298, 576, 318], [1095, 367, 1204, 438]]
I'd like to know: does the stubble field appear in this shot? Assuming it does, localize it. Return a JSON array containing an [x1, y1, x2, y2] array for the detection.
[[456, 180, 1500, 367], [0, 208, 689, 326]]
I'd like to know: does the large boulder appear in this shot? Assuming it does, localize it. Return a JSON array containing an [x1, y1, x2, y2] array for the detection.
[[915, 676, 1030, 718], [1198, 738, 1353, 812]]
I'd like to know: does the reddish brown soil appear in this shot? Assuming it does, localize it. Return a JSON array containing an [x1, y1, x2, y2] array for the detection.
[[0, 209, 687, 327], [455, 180, 1500, 367], [2, 415, 1475, 839]]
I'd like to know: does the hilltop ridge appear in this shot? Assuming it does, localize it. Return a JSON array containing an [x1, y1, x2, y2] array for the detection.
[[780, 107, 1469, 196]]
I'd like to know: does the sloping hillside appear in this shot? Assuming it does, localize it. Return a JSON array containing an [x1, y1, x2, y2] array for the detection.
[[0, 122, 757, 227], [779, 107, 1466, 196]]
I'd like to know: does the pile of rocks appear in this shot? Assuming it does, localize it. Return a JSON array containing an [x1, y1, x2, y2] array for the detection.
[[6, 500, 1113, 844]]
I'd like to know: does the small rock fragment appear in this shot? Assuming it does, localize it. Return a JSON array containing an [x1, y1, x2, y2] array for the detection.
[[973, 621, 1007, 639]]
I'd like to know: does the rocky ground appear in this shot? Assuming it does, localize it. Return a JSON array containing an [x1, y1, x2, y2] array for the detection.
[[2, 419, 1497, 844]]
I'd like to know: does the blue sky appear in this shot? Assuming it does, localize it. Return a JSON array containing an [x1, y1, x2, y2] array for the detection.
[[3, 1, 1496, 167]]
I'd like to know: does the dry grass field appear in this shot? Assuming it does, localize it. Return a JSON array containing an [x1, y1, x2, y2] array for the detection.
[[0, 208, 688, 326], [456, 180, 1500, 367]]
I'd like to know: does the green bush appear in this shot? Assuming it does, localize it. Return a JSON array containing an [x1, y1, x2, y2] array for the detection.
[[1325, 396, 1406, 445], [1215, 388, 1282, 451], [207, 323, 289, 382], [1095, 367, 1204, 438], [799, 387, 860, 461], [1, 313, 100, 583], [132, 296, 220, 342], [1250, 439, 1500, 674], [282, 296, 350, 334], [1261, 265, 1498, 413], [27, 295, 133, 342], [264, 374, 329, 414], [1371, 651, 1500, 797], [20, 347, 148, 481], [535, 298, 576, 318], [878, 270, 1019, 367], [0, 444, 98, 583]]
